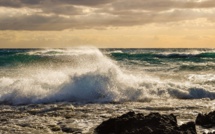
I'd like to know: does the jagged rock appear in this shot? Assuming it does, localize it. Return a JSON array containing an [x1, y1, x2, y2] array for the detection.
[[95, 112, 197, 134], [196, 111, 215, 128], [179, 122, 196, 134], [203, 132, 215, 134], [60, 125, 82, 133], [48, 125, 61, 131]]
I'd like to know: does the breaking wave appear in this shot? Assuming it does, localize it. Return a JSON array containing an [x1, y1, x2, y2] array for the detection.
[[0, 47, 214, 105]]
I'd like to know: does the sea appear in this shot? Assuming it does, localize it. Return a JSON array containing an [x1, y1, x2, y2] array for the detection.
[[0, 47, 215, 133]]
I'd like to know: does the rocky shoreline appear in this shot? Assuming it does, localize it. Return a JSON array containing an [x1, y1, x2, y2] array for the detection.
[[0, 102, 215, 134], [95, 111, 215, 134]]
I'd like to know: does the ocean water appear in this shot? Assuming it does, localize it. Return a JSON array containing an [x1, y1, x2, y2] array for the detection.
[[0, 47, 215, 105], [0, 47, 215, 133]]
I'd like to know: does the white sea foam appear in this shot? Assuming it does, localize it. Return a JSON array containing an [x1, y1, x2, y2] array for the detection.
[[0, 47, 214, 105], [155, 49, 215, 56]]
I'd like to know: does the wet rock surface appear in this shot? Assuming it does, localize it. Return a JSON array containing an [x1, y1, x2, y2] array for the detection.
[[0, 103, 78, 134], [95, 111, 197, 134], [203, 132, 215, 134], [196, 111, 215, 128], [0, 100, 215, 134]]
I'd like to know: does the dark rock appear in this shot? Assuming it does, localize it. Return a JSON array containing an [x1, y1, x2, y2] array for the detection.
[[95, 112, 197, 134], [61, 127, 73, 133], [196, 111, 215, 128], [203, 132, 215, 134], [0, 118, 8, 122], [179, 122, 196, 134], [208, 132, 215, 134], [61, 125, 81, 133], [48, 125, 61, 131]]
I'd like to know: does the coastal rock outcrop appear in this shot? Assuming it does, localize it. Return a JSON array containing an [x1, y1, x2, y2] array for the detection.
[[196, 111, 215, 128], [95, 111, 196, 134]]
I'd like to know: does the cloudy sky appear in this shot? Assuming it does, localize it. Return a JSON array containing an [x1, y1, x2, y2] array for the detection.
[[0, 0, 215, 48]]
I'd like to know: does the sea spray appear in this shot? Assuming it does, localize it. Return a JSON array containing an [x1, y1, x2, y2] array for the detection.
[[0, 47, 147, 104], [0, 47, 215, 105]]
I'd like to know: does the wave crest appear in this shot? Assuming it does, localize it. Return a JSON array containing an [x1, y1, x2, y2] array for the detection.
[[0, 47, 214, 105]]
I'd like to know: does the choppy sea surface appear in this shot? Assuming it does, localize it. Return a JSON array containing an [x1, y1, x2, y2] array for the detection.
[[0, 47, 215, 133]]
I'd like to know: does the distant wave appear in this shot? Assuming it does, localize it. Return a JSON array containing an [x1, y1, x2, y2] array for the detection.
[[111, 52, 215, 60], [168, 88, 215, 99]]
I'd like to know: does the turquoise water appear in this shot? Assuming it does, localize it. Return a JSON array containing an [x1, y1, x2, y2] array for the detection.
[[0, 48, 214, 105]]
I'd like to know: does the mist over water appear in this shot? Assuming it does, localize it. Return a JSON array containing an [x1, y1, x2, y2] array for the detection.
[[0, 47, 215, 105]]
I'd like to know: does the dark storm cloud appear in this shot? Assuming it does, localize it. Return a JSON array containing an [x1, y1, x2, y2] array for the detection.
[[52, 0, 114, 6], [0, 0, 215, 30], [0, 0, 47, 8], [0, 0, 21, 7], [42, 5, 83, 15], [0, 0, 114, 7], [112, 0, 215, 11], [2, 0, 214, 9], [0, 14, 77, 30]]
